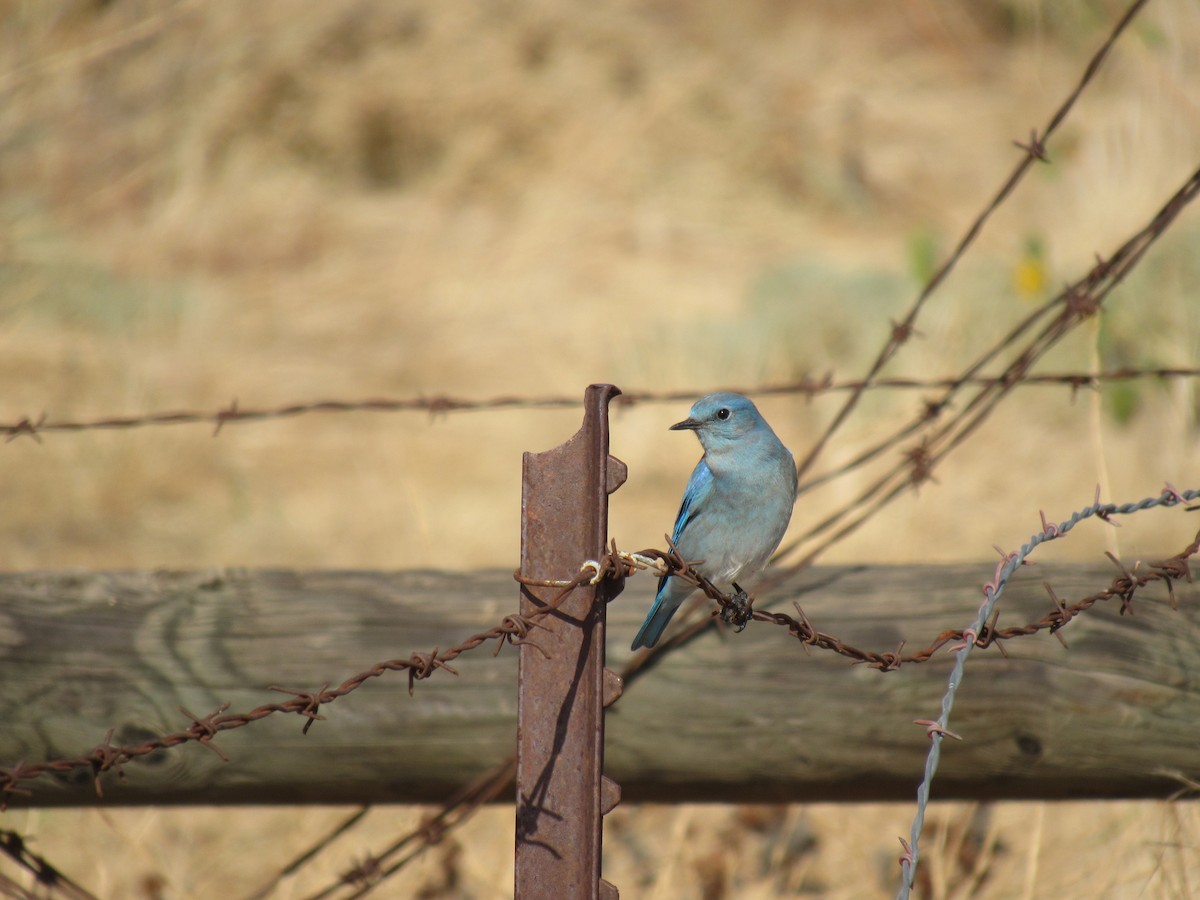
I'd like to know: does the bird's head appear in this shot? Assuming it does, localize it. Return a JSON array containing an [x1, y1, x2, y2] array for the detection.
[[670, 392, 767, 451]]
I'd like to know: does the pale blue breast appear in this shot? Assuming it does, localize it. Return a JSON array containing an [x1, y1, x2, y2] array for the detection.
[[675, 448, 795, 588]]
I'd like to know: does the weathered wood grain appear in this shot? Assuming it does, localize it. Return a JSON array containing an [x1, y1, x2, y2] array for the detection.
[[1, 563, 1197, 806]]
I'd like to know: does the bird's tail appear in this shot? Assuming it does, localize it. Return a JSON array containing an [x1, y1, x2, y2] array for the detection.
[[630, 577, 690, 650]]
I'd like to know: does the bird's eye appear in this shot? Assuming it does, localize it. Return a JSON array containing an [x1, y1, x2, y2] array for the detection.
[[716, 408, 731, 421]]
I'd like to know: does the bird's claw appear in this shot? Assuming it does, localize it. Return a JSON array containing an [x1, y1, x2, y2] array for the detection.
[[720, 586, 753, 633]]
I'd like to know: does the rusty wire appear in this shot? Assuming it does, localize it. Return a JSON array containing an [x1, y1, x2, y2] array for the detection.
[[248, 760, 517, 900], [0, 0, 1180, 895], [790, 0, 1152, 485], [622, 486, 1200, 671], [9, 206, 1195, 897], [3, 366, 1200, 444], [3, 500, 1195, 895], [0, 566, 600, 807], [776, 162, 1200, 574], [303, 760, 516, 900], [242, 808, 370, 900], [259, 488, 1200, 897]]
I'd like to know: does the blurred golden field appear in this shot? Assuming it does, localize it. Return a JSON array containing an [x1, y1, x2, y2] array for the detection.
[[3, 0, 1200, 897]]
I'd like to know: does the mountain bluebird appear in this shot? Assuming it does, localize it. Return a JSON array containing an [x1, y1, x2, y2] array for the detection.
[[631, 393, 797, 650]]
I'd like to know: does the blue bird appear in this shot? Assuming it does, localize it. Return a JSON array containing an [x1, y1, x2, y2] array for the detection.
[[631, 393, 797, 650]]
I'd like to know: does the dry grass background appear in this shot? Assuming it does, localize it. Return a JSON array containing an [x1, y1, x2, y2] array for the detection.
[[2, 0, 1200, 897]]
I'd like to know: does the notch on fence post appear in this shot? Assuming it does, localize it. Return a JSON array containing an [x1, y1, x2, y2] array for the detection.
[[516, 383, 627, 899]]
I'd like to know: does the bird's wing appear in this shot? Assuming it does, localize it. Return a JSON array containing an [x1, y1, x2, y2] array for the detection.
[[670, 457, 713, 544], [630, 458, 714, 650]]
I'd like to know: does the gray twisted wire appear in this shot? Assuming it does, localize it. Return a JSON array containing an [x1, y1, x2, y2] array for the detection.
[[897, 485, 1200, 899]]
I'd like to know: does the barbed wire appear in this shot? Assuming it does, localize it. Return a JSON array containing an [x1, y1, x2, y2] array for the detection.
[[3, 365, 1198, 444], [246, 494, 1199, 897], [776, 163, 1200, 572], [244, 807, 370, 900], [620, 485, 1199, 668], [895, 485, 1200, 899], [0, 566, 605, 807], [790, 0, 1152, 485], [244, 485, 1200, 897], [5, 490, 1195, 896], [304, 761, 515, 900], [0, 0, 1153, 460], [0, 0, 1178, 895], [245, 761, 517, 900]]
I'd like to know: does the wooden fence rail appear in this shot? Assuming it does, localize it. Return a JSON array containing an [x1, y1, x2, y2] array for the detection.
[[2, 563, 1197, 806]]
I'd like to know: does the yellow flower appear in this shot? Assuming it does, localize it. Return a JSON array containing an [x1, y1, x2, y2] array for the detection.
[[1012, 235, 1047, 301]]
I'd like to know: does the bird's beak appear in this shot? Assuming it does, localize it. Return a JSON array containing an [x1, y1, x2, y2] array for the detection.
[[670, 417, 702, 431]]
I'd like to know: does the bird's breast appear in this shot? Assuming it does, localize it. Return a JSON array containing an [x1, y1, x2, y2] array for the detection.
[[675, 468, 794, 587]]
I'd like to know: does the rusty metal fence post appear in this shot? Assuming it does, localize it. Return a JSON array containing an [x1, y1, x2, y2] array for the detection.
[[516, 383, 627, 899]]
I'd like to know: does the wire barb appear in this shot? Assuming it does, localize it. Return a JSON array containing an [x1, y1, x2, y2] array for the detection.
[[269, 684, 332, 735], [1013, 128, 1049, 161]]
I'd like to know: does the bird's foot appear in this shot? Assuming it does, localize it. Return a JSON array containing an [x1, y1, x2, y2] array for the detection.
[[719, 584, 753, 633]]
